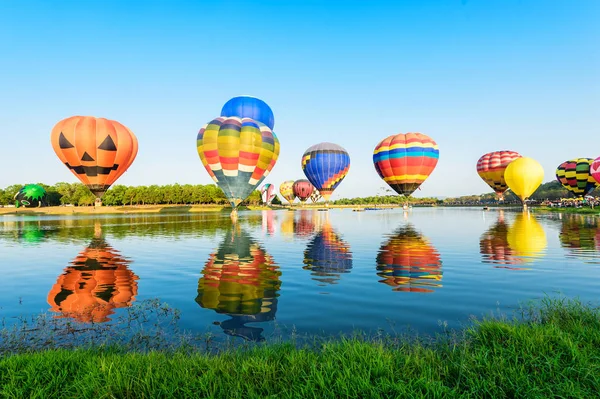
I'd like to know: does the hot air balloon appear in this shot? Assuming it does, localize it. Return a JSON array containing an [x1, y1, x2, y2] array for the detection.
[[504, 157, 544, 209], [376, 225, 442, 293], [14, 184, 46, 208], [591, 157, 600, 185], [373, 133, 439, 200], [196, 117, 280, 215], [51, 116, 138, 201], [293, 179, 314, 203], [476, 151, 522, 201], [221, 96, 275, 130], [196, 228, 280, 329], [260, 183, 276, 206], [506, 213, 547, 262], [279, 180, 296, 204], [47, 235, 138, 323], [310, 188, 322, 204], [303, 219, 352, 285], [555, 158, 599, 197], [479, 211, 528, 270], [301, 142, 350, 202]]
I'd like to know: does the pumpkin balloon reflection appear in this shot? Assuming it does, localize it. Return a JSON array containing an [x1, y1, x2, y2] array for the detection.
[[196, 228, 281, 341], [376, 225, 442, 293], [303, 220, 352, 285], [47, 236, 138, 323]]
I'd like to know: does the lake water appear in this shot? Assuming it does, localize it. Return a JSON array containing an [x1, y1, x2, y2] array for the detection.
[[1, 208, 599, 343]]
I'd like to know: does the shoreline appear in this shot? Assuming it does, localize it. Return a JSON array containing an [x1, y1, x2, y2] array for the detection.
[[1, 298, 598, 397]]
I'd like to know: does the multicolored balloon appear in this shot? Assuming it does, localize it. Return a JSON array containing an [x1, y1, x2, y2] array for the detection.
[[376, 225, 442, 293], [197, 117, 280, 210], [51, 116, 138, 199], [221, 96, 275, 130], [301, 142, 350, 202], [504, 157, 544, 205], [260, 183, 276, 205], [14, 184, 46, 208], [279, 180, 296, 204], [476, 151, 522, 200], [310, 188, 322, 203], [555, 158, 599, 197], [293, 179, 314, 203], [373, 133, 439, 197]]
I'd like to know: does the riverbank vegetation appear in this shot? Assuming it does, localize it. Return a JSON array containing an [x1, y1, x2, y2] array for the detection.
[[0, 298, 598, 398]]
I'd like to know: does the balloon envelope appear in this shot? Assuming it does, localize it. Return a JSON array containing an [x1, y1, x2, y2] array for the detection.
[[556, 158, 599, 197], [221, 96, 275, 130], [476, 151, 522, 198], [504, 157, 544, 202], [302, 142, 350, 201], [260, 184, 276, 205], [51, 116, 138, 199], [14, 184, 46, 208], [373, 133, 439, 197], [197, 117, 280, 208], [279, 180, 296, 203], [293, 179, 314, 202], [591, 157, 600, 184]]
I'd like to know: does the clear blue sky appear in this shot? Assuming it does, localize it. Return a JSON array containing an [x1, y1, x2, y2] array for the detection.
[[1, 0, 598, 199]]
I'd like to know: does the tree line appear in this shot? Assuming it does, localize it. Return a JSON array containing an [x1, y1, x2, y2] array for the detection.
[[0, 180, 590, 208], [0, 183, 273, 207]]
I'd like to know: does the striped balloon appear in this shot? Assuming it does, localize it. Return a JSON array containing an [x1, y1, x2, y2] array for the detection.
[[279, 180, 296, 204], [301, 142, 350, 202], [476, 151, 522, 198], [373, 133, 439, 197], [556, 158, 599, 197], [590, 157, 600, 186], [260, 183, 276, 205], [293, 179, 314, 203], [197, 117, 280, 208]]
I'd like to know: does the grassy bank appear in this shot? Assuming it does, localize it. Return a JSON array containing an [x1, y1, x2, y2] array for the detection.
[[533, 206, 600, 215], [1, 298, 599, 398]]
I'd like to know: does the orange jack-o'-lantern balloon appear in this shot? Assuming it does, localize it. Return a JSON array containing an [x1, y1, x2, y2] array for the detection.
[[51, 116, 138, 198]]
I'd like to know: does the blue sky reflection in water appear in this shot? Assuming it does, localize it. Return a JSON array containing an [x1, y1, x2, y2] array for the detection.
[[1, 209, 600, 343]]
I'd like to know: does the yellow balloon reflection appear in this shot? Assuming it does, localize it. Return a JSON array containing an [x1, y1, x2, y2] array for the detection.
[[196, 227, 281, 341], [506, 212, 547, 262], [47, 224, 139, 323], [376, 225, 442, 293], [279, 210, 318, 240], [480, 210, 529, 270], [303, 217, 352, 285]]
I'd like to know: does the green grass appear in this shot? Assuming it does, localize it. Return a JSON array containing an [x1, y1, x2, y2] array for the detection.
[[533, 206, 600, 214], [1, 298, 599, 398]]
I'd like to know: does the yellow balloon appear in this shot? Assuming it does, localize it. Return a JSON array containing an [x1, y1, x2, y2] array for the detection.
[[504, 157, 544, 202], [507, 213, 547, 262]]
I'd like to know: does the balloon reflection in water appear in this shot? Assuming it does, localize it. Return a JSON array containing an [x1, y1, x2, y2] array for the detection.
[[559, 214, 600, 262], [506, 213, 547, 263], [303, 219, 352, 285], [196, 228, 281, 341], [47, 233, 139, 323], [376, 225, 442, 293], [261, 210, 276, 236], [480, 211, 529, 270]]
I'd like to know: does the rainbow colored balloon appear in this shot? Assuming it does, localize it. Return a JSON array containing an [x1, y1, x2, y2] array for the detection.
[[196, 117, 280, 209], [373, 133, 439, 197], [301, 143, 350, 202]]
